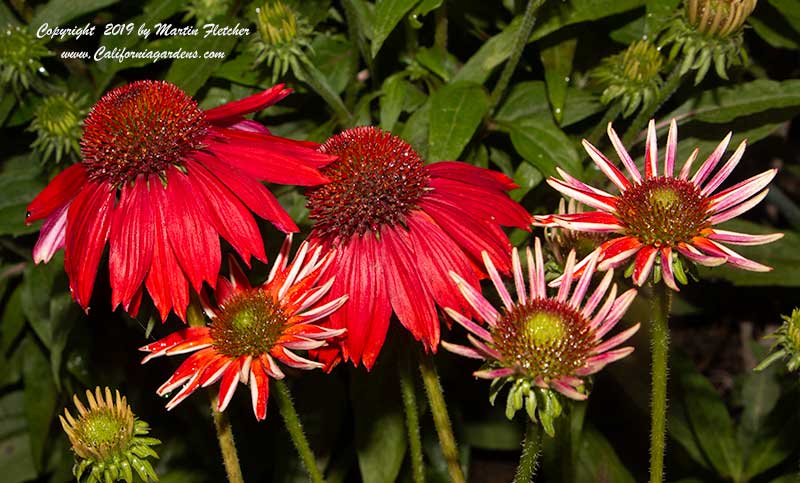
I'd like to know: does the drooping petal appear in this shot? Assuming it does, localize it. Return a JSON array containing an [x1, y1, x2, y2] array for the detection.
[[597, 236, 643, 271], [708, 169, 777, 213], [426, 161, 518, 191], [249, 359, 270, 420], [33, 203, 68, 264], [632, 245, 658, 286], [26, 163, 87, 223], [707, 229, 784, 246], [109, 179, 154, 311], [205, 84, 291, 124], [64, 181, 115, 310], [660, 247, 679, 291], [691, 237, 772, 272]]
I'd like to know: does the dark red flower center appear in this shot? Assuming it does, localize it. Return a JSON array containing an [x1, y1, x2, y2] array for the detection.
[[492, 298, 594, 380], [615, 177, 710, 246], [209, 289, 288, 358], [306, 126, 430, 242], [80, 80, 208, 186]]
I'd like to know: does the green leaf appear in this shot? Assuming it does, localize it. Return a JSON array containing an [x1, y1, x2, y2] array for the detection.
[[0, 155, 45, 236], [381, 74, 408, 131], [495, 81, 550, 124], [310, 34, 359, 95], [20, 254, 64, 348], [350, 364, 406, 483], [673, 353, 743, 479], [575, 425, 635, 483], [509, 163, 543, 202], [749, 16, 800, 50], [0, 393, 37, 483], [668, 79, 800, 123], [416, 46, 458, 81], [540, 37, 577, 124], [428, 82, 488, 161], [742, 387, 800, 478], [698, 221, 800, 287], [164, 35, 238, 95], [32, 0, 119, 26], [769, 0, 800, 34], [531, 0, 647, 41], [506, 117, 581, 177], [462, 417, 522, 451], [371, 0, 421, 57], [454, 17, 523, 85], [21, 336, 58, 472]]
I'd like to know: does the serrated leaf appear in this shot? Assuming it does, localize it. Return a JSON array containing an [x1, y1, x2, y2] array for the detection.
[[350, 364, 406, 483], [507, 117, 580, 177], [32, 0, 119, 26], [673, 353, 743, 479], [370, 0, 421, 57], [540, 37, 577, 124], [428, 82, 488, 161]]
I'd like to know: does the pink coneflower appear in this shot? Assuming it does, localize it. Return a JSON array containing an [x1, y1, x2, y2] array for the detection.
[[305, 126, 531, 370], [534, 119, 782, 290], [26, 80, 334, 320], [442, 239, 639, 434], [140, 236, 347, 420]]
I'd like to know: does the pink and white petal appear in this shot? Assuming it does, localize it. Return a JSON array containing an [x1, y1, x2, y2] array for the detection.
[[262, 354, 286, 380], [588, 284, 618, 330], [511, 248, 526, 305], [709, 169, 777, 213], [700, 139, 747, 196], [582, 139, 631, 191], [664, 119, 678, 177], [551, 212, 624, 232], [569, 249, 601, 308], [282, 337, 328, 351], [482, 251, 514, 310], [660, 247, 680, 292], [140, 327, 210, 361], [156, 349, 216, 395], [575, 347, 635, 376], [557, 251, 577, 302], [707, 229, 783, 246], [692, 238, 772, 272], [592, 323, 641, 354], [691, 132, 732, 187], [582, 269, 615, 319], [607, 123, 642, 183], [644, 119, 659, 178], [474, 367, 515, 379], [555, 167, 616, 198], [199, 358, 232, 388], [449, 271, 500, 326], [532, 238, 546, 299], [467, 334, 502, 360], [595, 288, 638, 339], [546, 178, 617, 212], [597, 236, 643, 271], [273, 346, 325, 370], [676, 243, 727, 267], [296, 295, 349, 324], [33, 203, 68, 264], [441, 341, 485, 360], [444, 308, 492, 342], [551, 379, 588, 400], [709, 189, 770, 225], [632, 246, 657, 286], [679, 148, 700, 180]]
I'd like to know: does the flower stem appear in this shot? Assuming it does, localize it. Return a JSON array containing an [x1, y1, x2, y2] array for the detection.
[[513, 420, 542, 483], [273, 379, 325, 483], [187, 301, 245, 483], [399, 353, 426, 483], [649, 283, 672, 483], [417, 351, 465, 483], [210, 397, 245, 483], [488, 0, 546, 114], [622, 68, 684, 145]]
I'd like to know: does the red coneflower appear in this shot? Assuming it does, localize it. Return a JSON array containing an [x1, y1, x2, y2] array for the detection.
[[305, 126, 531, 370], [442, 239, 639, 435], [140, 236, 347, 420], [534, 119, 782, 290], [26, 80, 334, 320]]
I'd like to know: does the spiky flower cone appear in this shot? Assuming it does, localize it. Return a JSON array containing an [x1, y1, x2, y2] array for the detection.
[[60, 387, 160, 483]]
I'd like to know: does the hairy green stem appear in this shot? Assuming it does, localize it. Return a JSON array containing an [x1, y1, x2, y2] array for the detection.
[[399, 354, 426, 483], [210, 398, 245, 483], [623, 68, 684, 145], [649, 283, 672, 483], [434, 4, 448, 51], [513, 421, 542, 483], [295, 61, 354, 127], [489, 0, 546, 114], [274, 379, 325, 483], [417, 352, 465, 483]]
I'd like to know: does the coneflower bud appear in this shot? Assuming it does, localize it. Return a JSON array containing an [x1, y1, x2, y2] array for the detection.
[[0, 25, 51, 92], [253, 0, 313, 81], [756, 308, 800, 373], [60, 387, 160, 483], [592, 40, 665, 117], [28, 93, 87, 164]]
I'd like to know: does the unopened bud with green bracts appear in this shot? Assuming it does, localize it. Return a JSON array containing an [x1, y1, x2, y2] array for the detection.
[[0, 25, 51, 92], [592, 40, 665, 117], [252, 0, 314, 82], [756, 308, 800, 373], [28, 93, 87, 164]]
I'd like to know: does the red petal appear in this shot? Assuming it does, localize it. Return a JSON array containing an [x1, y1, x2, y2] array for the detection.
[[27, 164, 87, 223], [64, 181, 114, 310], [146, 175, 190, 321], [162, 168, 221, 292], [205, 84, 291, 124], [109, 179, 154, 311], [381, 226, 438, 348], [426, 161, 518, 191], [186, 160, 266, 264], [427, 178, 531, 228], [250, 359, 270, 420], [208, 131, 331, 186], [192, 151, 298, 233]]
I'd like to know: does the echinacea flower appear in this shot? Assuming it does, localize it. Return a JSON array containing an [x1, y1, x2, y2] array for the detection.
[[26, 80, 334, 321], [544, 198, 611, 268], [305, 126, 531, 370], [442, 239, 639, 436], [140, 236, 347, 420], [60, 387, 160, 483], [534, 119, 782, 291]]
